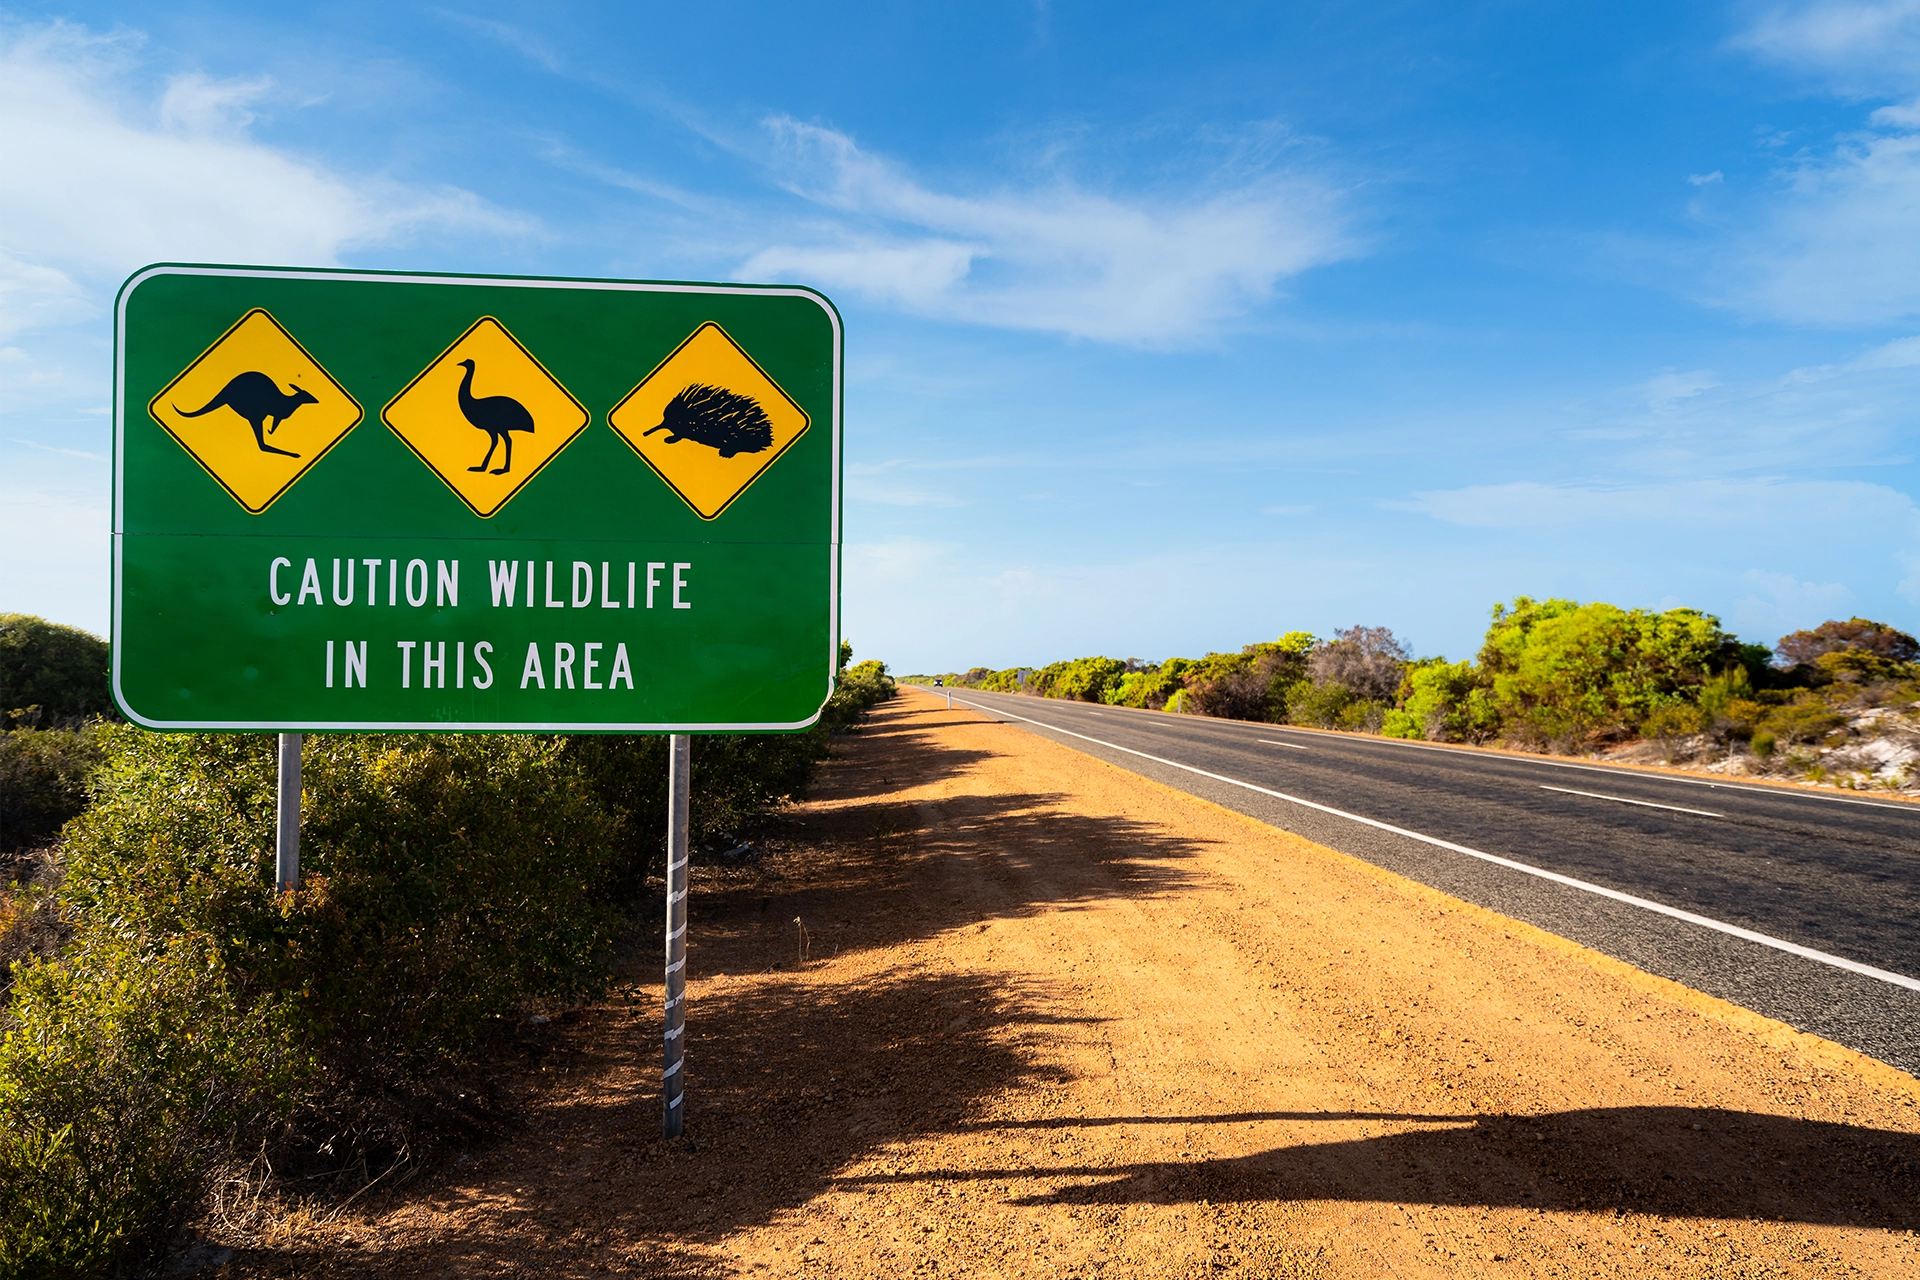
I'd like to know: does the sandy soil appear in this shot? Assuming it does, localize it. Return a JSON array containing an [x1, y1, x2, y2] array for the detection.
[[229, 689, 1920, 1278]]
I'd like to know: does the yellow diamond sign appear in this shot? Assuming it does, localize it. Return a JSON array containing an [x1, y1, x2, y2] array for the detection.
[[607, 321, 811, 520], [147, 308, 362, 514], [381, 316, 589, 518]]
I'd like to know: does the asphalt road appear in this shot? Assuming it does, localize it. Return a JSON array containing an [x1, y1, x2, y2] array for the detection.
[[922, 687, 1920, 1076]]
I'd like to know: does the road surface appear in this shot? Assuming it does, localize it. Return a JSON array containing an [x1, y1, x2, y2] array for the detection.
[[926, 687, 1920, 1075]]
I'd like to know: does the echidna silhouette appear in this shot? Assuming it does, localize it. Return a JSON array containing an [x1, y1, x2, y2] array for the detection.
[[643, 384, 774, 458], [173, 371, 318, 458], [456, 358, 536, 475]]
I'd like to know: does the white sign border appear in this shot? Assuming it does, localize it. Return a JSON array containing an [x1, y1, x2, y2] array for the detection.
[[111, 263, 843, 734]]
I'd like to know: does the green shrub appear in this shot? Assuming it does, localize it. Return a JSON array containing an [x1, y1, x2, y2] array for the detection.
[[1751, 729, 1776, 758], [1034, 656, 1127, 703], [1480, 596, 1744, 741], [1381, 709, 1422, 739], [0, 617, 112, 725], [1400, 660, 1501, 743], [0, 729, 624, 1274], [1755, 700, 1847, 746], [1104, 669, 1182, 709], [1641, 702, 1709, 739], [1, 727, 104, 855]]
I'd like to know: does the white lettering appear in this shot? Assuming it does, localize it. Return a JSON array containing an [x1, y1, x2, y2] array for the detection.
[[331, 558, 355, 606], [457, 641, 466, 688], [627, 561, 636, 609], [326, 639, 335, 688], [673, 562, 692, 609], [405, 559, 428, 608], [610, 642, 633, 689], [647, 561, 665, 609], [520, 642, 544, 689], [363, 558, 381, 605], [270, 556, 292, 606], [474, 641, 494, 689], [489, 560, 519, 607], [388, 559, 398, 607], [544, 560, 562, 608], [572, 561, 593, 608], [554, 642, 577, 689], [397, 640, 417, 688], [583, 642, 603, 689], [345, 641, 367, 688], [525, 560, 534, 608], [423, 641, 445, 688], [298, 559, 323, 606], [601, 562, 618, 609], [437, 560, 459, 608]]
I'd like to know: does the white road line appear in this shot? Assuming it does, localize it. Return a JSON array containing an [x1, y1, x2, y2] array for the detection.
[[1259, 740, 1310, 751], [948, 693, 1920, 993], [1538, 786, 1721, 818]]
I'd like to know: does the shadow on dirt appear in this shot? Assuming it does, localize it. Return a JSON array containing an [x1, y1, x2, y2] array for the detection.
[[234, 696, 1919, 1278], [846, 1104, 1920, 1230]]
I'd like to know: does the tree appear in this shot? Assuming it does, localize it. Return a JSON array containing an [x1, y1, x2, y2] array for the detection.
[[1479, 597, 1743, 741], [1307, 625, 1408, 701], [1775, 617, 1920, 667]]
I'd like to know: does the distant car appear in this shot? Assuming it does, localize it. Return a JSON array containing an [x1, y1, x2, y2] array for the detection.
[[932, 678, 944, 686]]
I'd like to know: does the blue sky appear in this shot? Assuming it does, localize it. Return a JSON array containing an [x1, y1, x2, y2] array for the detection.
[[5, 2, 1920, 673]]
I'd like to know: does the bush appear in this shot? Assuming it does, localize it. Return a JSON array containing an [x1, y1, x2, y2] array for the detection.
[[1184, 634, 1315, 723], [1, 727, 104, 855], [1480, 597, 1744, 742], [1, 730, 624, 1274], [0, 641, 898, 1278], [1399, 660, 1501, 743], [0, 617, 112, 726]]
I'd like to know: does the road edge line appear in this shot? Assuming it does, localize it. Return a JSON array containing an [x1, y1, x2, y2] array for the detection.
[[949, 693, 1920, 994]]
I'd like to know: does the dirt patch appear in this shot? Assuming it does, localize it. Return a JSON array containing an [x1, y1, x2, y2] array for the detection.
[[221, 689, 1920, 1277]]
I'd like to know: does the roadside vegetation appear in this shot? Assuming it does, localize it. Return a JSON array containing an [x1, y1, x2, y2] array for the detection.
[[932, 599, 1920, 793], [0, 615, 894, 1279]]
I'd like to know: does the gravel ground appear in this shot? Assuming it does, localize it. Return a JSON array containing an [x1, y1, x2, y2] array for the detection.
[[219, 689, 1920, 1278]]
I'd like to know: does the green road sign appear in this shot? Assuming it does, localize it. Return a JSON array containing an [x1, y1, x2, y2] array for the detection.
[[113, 264, 842, 732]]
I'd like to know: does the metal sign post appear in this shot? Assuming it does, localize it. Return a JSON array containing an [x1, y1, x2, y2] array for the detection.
[[275, 732, 301, 891], [662, 733, 691, 1137]]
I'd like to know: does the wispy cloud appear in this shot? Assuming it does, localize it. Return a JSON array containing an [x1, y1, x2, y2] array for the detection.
[[0, 21, 525, 341], [1735, 1, 1920, 97], [735, 117, 1360, 346], [1712, 3, 1920, 323]]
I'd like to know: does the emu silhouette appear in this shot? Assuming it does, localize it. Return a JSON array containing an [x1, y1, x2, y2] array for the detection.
[[643, 384, 774, 458], [456, 359, 536, 475], [174, 371, 317, 458]]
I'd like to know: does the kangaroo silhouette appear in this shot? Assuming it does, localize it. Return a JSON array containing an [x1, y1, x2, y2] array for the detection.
[[456, 359, 536, 475], [174, 371, 317, 458], [643, 384, 774, 458]]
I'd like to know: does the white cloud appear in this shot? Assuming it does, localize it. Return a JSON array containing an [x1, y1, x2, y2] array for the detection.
[[1719, 4, 1920, 323], [736, 117, 1358, 346], [1736, 2, 1920, 96], [0, 22, 522, 340], [1720, 129, 1920, 323]]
